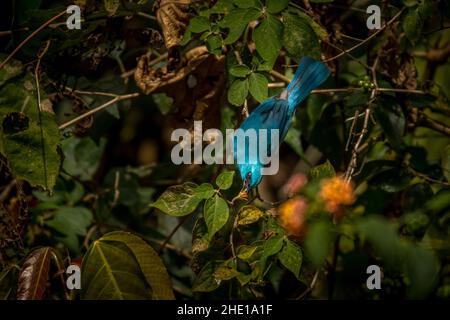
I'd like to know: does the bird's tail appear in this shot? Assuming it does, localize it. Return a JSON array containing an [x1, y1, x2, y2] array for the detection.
[[286, 57, 330, 113]]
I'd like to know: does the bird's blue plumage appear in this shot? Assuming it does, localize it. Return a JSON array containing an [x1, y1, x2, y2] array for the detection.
[[234, 57, 330, 189]]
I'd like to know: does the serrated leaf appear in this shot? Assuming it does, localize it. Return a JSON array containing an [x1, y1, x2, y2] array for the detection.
[[0, 57, 61, 191], [228, 78, 249, 106], [282, 11, 320, 59], [266, 0, 289, 14], [278, 239, 302, 279], [17, 247, 53, 300], [229, 65, 251, 77], [215, 171, 235, 189], [253, 14, 283, 66], [237, 205, 264, 226], [204, 194, 229, 240], [150, 183, 203, 216], [248, 72, 268, 102], [81, 231, 174, 299]]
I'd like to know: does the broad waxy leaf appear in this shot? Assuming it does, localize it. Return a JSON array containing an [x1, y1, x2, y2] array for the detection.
[[215, 171, 235, 189], [195, 183, 216, 199], [151, 183, 204, 216], [188, 16, 210, 33], [248, 72, 268, 102], [229, 65, 251, 77], [0, 57, 61, 191], [81, 231, 174, 299], [220, 8, 261, 44], [204, 194, 229, 240], [278, 239, 302, 279], [17, 247, 53, 300]]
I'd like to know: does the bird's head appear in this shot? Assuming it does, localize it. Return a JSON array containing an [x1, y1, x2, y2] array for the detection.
[[239, 164, 263, 193]]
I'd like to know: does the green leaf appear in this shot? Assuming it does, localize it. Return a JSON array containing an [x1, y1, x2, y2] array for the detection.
[[152, 93, 173, 115], [150, 183, 204, 216], [0, 266, 19, 299], [233, 0, 258, 8], [206, 34, 222, 55], [304, 221, 332, 267], [373, 102, 405, 149], [215, 171, 235, 189], [195, 183, 216, 199], [61, 136, 106, 181], [17, 247, 53, 300], [229, 65, 251, 77], [0, 58, 61, 191], [213, 265, 241, 281], [82, 231, 174, 299], [248, 72, 268, 102], [309, 160, 336, 180], [189, 16, 210, 33], [266, 0, 289, 14], [253, 15, 283, 66], [192, 261, 221, 292], [104, 0, 120, 16], [237, 244, 259, 260], [228, 78, 249, 106], [260, 235, 284, 271], [45, 207, 93, 253], [441, 145, 450, 182], [285, 127, 305, 158], [278, 239, 302, 279], [204, 194, 229, 240], [192, 218, 210, 253], [237, 205, 264, 226], [220, 8, 261, 44], [282, 11, 320, 59]]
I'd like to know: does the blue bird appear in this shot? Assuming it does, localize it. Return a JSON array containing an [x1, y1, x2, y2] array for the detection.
[[234, 57, 330, 193]]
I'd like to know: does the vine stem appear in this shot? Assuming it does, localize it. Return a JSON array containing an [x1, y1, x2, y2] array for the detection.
[[0, 10, 66, 70]]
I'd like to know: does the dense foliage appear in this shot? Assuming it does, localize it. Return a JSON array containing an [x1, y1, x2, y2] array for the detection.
[[0, 0, 450, 300]]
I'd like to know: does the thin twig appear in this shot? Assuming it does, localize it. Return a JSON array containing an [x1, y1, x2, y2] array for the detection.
[[158, 215, 191, 256], [58, 92, 139, 130], [323, 8, 405, 63], [297, 269, 320, 300], [0, 10, 66, 70]]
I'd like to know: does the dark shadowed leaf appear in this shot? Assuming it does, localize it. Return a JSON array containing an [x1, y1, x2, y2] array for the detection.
[[304, 221, 332, 267], [228, 78, 249, 106], [17, 247, 53, 300], [278, 239, 302, 279], [192, 261, 221, 292], [249, 72, 268, 102], [282, 12, 320, 59]]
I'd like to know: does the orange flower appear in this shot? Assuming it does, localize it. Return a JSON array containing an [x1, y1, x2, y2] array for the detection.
[[283, 173, 307, 197], [319, 176, 355, 215], [277, 197, 308, 236]]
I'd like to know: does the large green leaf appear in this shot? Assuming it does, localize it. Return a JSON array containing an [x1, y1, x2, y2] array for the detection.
[[248, 72, 268, 102], [228, 78, 249, 106], [219, 8, 261, 44], [150, 183, 204, 216], [282, 11, 320, 60], [278, 239, 302, 279], [253, 15, 283, 66], [0, 57, 61, 191], [215, 171, 235, 190], [266, 0, 289, 14], [81, 231, 174, 299], [304, 221, 333, 267], [17, 247, 53, 300], [204, 194, 229, 240], [45, 207, 93, 253], [192, 261, 221, 292], [237, 205, 264, 226]]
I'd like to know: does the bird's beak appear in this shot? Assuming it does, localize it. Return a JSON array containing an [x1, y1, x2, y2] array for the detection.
[[238, 175, 251, 200]]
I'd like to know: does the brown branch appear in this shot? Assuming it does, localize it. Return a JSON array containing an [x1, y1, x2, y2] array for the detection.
[[419, 114, 450, 136], [0, 10, 66, 70], [58, 92, 139, 130]]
